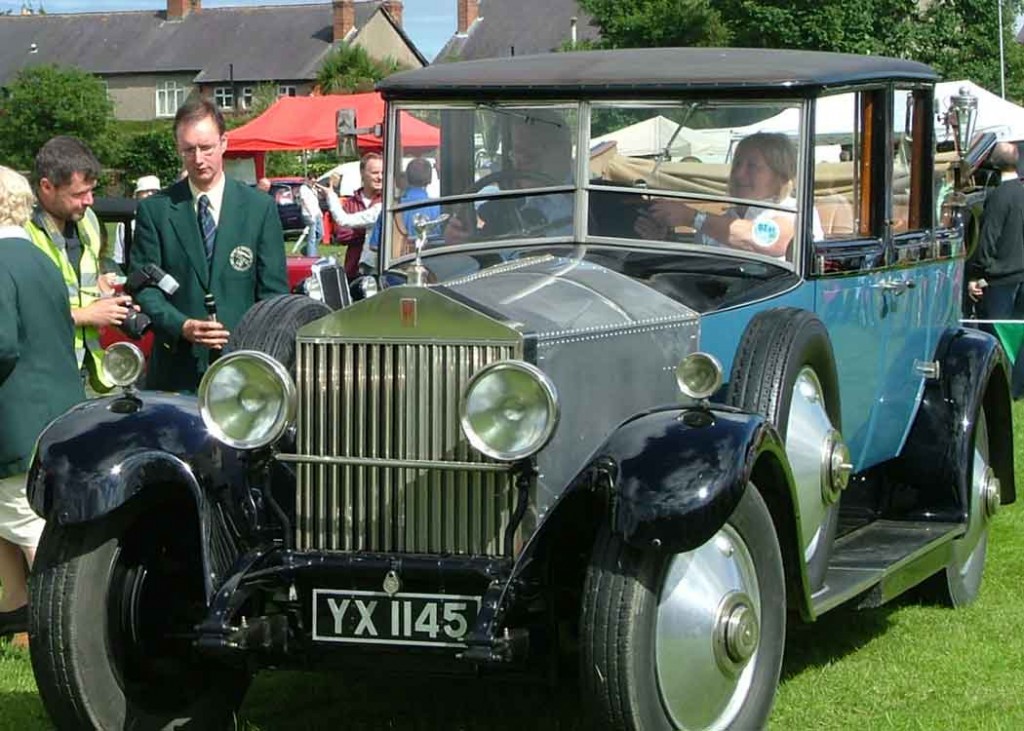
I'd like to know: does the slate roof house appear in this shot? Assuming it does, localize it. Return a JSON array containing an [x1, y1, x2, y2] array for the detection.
[[436, 0, 601, 62], [0, 0, 426, 121]]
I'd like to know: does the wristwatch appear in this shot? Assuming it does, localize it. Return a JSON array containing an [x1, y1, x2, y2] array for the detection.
[[692, 210, 708, 233]]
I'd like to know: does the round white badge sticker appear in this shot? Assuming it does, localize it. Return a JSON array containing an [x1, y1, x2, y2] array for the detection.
[[751, 218, 781, 249], [229, 245, 254, 272]]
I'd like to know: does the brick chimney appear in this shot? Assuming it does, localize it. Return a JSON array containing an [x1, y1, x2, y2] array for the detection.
[[333, 0, 356, 42], [457, 0, 479, 34], [167, 0, 200, 19], [381, 0, 403, 27]]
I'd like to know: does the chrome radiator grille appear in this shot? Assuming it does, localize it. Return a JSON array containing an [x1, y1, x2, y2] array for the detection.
[[294, 339, 520, 556]]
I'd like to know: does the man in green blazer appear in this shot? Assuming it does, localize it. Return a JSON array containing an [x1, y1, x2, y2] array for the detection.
[[131, 98, 288, 392]]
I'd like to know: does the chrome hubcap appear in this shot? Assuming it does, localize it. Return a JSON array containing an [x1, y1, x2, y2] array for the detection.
[[821, 430, 852, 505], [950, 408, 992, 590], [982, 467, 1001, 519], [656, 526, 760, 730], [713, 592, 759, 674], [786, 367, 846, 565]]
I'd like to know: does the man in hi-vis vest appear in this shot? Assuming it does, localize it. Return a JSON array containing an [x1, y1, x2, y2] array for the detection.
[[26, 136, 133, 394]]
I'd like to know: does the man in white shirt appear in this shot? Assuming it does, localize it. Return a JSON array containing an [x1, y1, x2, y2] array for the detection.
[[299, 176, 324, 257]]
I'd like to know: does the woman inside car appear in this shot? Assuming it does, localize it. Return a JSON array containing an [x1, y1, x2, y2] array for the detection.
[[637, 132, 823, 258]]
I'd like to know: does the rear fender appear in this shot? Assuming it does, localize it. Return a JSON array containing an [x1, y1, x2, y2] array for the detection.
[[896, 327, 1016, 511], [598, 406, 791, 554]]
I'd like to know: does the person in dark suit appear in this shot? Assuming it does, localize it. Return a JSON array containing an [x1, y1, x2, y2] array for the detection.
[[967, 141, 1024, 319], [967, 142, 1024, 398], [0, 166, 85, 636], [130, 97, 288, 392]]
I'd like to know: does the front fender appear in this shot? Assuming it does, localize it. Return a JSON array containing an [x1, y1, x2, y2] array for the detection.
[[28, 391, 227, 524], [600, 406, 787, 554]]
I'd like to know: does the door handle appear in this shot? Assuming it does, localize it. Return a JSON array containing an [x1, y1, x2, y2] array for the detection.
[[872, 279, 916, 295]]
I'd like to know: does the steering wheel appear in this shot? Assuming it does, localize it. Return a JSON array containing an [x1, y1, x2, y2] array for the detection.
[[457, 169, 565, 239]]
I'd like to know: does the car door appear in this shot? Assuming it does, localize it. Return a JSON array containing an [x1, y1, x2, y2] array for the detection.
[[811, 88, 909, 471], [877, 87, 951, 461]]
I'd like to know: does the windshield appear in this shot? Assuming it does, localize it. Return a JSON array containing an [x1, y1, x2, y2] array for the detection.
[[385, 104, 578, 263], [384, 100, 813, 268], [589, 101, 811, 266]]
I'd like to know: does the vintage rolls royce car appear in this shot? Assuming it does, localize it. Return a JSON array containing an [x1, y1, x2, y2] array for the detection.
[[27, 48, 1014, 730]]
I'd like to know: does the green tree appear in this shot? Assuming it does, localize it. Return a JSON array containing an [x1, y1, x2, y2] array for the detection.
[[117, 126, 180, 193], [579, 0, 1024, 102], [316, 44, 406, 94], [917, 0, 1024, 100], [575, 0, 729, 48], [0, 64, 116, 169]]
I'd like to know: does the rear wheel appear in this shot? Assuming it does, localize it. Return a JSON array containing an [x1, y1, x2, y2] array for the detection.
[[921, 405, 998, 606], [580, 487, 785, 730], [29, 508, 249, 730], [727, 308, 848, 590]]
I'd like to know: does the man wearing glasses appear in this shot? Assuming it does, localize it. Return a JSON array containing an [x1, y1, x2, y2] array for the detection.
[[130, 97, 288, 392]]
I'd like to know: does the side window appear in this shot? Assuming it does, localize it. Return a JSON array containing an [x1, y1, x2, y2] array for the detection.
[[813, 92, 861, 240], [891, 88, 933, 234]]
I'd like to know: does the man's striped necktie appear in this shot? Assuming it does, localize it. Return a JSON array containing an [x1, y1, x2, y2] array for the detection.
[[197, 194, 216, 263]]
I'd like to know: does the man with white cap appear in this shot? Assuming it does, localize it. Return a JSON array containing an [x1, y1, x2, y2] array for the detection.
[[135, 175, 161, 199]]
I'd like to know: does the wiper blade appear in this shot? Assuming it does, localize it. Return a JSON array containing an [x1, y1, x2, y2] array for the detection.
[[652, 102, 701, 178]]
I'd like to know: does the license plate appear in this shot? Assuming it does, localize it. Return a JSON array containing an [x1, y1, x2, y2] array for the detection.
[[312, 588, 482, 647]]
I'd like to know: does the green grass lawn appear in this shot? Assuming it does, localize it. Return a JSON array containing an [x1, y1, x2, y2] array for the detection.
[[3, 402, 1024, 729]]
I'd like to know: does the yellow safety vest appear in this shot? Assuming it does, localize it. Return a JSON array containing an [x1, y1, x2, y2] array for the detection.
[[25, 207, 112, 392]]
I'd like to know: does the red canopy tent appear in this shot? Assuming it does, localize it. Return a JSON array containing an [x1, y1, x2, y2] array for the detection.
[[225, 92, 439, 177]]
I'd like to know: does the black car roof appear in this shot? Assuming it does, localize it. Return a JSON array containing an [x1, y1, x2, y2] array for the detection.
[[379, 48, 938, 100]]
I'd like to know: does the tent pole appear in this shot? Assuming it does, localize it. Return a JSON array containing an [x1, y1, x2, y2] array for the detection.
[[998, 0, 1006, 99]]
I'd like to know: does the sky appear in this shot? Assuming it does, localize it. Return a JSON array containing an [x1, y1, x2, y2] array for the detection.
[[0, 0, 458, 59]]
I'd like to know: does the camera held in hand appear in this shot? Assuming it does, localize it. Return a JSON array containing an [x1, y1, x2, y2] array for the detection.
[[119, 264, 179, 340]]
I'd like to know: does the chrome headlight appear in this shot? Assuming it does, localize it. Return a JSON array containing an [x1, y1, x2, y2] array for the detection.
[[675, 352, 723, 400], [102, 342, 145, 388], [460, 360, 559, 462], [198, 351, 296, 450]]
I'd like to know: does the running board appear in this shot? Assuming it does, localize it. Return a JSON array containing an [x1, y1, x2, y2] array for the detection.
[[810, 520, 964, 617]]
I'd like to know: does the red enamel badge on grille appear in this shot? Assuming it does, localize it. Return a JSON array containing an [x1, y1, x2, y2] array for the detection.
[[400, 298, 418, 327]]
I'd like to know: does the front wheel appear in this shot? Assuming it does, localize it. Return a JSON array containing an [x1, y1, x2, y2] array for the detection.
[[580, 487, 785, 730], [727, 308, 845, 590], [29, 508, 249, 730]]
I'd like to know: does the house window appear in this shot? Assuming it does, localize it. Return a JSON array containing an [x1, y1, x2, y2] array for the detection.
[[214, 86, 234, 110], [238, 86, 254, 111], [278, 85, 297, 98], [156, 80, 188, 118]]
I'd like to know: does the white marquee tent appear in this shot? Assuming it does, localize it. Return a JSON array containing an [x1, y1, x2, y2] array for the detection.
[[594, 81, 1024, 164], [591, 116, 695, 158], [727, 80, 1024, 146]]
